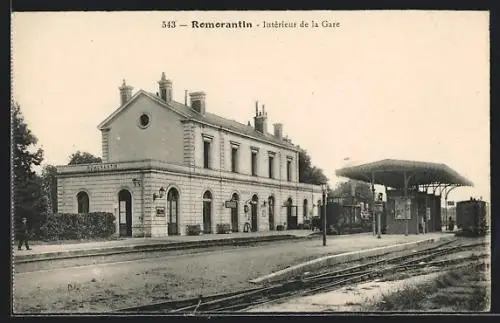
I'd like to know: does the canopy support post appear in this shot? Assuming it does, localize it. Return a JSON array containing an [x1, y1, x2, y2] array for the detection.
[[444, 185, 460, 231], [404, 172, 410, 236], [371, 172, 376, 237]]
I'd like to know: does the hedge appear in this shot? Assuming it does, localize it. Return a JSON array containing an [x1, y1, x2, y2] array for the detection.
[[39, 212, 116, 241]]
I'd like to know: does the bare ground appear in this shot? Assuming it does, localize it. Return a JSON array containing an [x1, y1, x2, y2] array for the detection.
[[14, 235, 484, 314], [248, 243, 490, 312], [14, 236, 363, 313]]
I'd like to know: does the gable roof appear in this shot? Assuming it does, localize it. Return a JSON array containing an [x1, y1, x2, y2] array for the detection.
[[97, 90, 299, 150], [335, 159, 474, 188]]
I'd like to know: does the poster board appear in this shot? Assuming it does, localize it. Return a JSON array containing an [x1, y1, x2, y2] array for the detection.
[[394, 197, 411, 220]]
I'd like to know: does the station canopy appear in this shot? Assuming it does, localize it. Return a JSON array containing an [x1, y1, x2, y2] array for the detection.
[[335, 159, 473, 189]]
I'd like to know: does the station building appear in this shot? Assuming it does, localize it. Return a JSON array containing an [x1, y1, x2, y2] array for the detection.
[[56, 73, 323, 237]]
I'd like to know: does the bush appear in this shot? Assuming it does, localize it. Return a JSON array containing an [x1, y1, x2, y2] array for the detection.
[[186, 224, 202, 236], [276, 225, 285, 231], [39, 212, 116, 241], [216, 223, 231, 234]]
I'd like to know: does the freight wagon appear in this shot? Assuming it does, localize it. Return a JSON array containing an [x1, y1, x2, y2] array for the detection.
[[456, 198, 488, 236]]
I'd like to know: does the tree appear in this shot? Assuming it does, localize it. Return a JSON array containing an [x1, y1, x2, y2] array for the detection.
[[330, 179, 374, 206], [68, 151, 102, 165], [41, 164, 58, 213], [12, 102, 45, 228], [298, 149, 329, 185]]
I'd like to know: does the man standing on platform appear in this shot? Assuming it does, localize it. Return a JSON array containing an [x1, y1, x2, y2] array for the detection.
[[17, 217, 31, 251]]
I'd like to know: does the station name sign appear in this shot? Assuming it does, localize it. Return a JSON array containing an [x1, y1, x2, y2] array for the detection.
[[87, 164, 118, 172], [225, 200, 237, 208]]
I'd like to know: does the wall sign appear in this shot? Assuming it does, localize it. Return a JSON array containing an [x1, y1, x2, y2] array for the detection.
[[87, 164, 118, 172], [156, 206, 166, 217], [225, 200, 237, 208]]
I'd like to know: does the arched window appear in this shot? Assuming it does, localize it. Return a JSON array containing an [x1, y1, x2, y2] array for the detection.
[[203, 191, 212, 200], [203, 191, 213, 234], [231, 193, 239, 232], [251, 194, 259, 232], [167, 188, 180, 235], [268, 196, 275, 230], [77, 191, 89, 213]]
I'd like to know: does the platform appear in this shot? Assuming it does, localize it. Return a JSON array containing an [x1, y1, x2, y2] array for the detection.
[[13, 230, 314, 263]]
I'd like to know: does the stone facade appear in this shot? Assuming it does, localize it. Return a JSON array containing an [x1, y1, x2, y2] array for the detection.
[[56, 74, 323, 237]]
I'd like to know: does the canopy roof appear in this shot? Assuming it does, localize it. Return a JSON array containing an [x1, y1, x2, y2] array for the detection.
[[335, 159, 473, 189]]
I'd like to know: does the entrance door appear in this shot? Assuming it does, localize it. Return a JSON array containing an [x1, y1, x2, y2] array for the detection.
[[231, 193, 239, 232], [251, 194, 258, 232], [118, 189, 132, 237], [287, 198, 297, 230], [203, 191, 212, 234], [268, 196, 275, 230], [167, 188, 179, 235]]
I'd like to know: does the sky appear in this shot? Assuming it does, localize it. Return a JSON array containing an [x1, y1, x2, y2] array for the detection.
[[11, 10, 490, 205]]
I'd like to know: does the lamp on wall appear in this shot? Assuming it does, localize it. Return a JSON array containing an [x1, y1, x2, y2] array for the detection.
[[132, 178, 141, 187], [153, 187, 166, 201]]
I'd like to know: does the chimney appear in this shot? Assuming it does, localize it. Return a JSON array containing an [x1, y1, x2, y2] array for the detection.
[[158, 72, 173, 102], [254, 102, 268, 133], [190, 91, 206, 115], [119, 79, 133, 106], [273, 123, 283, 139], [184, 90, 188, 106]]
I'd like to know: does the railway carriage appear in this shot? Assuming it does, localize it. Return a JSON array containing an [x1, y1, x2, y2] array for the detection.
[[456, 198, 488, 236]]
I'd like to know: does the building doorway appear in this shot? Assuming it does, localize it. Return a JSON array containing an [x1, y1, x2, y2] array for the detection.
[[268, 196, 275, 230], [251, 194, 258, 232], [231, 193, 239, 232], [286, 197, 297, 230], [303, 199, 308, 222], [77, 191, 89, 214], [167, 188, 179, 235], [203, 191, 212, 234], [118, 189, 132, 237]]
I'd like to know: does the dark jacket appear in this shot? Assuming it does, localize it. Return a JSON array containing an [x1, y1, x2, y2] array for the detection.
[[16, 221, 29, 237]]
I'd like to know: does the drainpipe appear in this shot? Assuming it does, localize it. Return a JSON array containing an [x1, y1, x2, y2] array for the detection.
[[371, 172, 376, 236], [279, 151, 283, 226], [140, 171, 145, 238], [219, 126, 223, 232]]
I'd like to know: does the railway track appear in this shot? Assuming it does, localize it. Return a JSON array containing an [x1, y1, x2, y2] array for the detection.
[[115, 240, 487, 314]]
